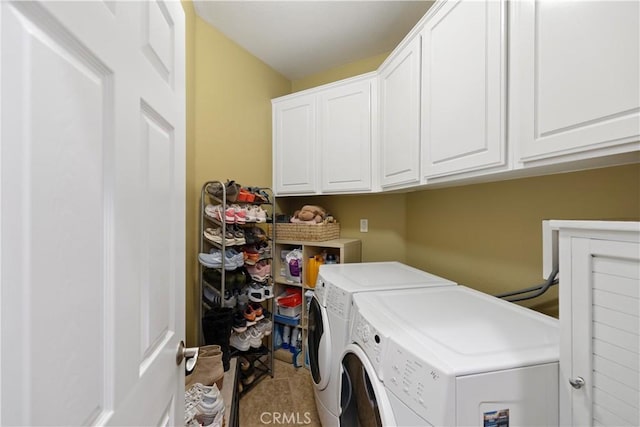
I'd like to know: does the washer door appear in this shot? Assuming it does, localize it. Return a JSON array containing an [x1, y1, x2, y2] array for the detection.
[[340, 344, 396, 427], [308, 294, 331, 390]]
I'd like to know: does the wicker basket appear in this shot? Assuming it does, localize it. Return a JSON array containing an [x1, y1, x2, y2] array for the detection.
[[269, 222, 340, 242]]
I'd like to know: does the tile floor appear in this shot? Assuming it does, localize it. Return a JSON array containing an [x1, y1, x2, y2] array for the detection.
[[239, 359, 321, 427]]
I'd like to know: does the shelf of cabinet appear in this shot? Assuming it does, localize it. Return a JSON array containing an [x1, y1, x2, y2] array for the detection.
[[272, 237, 361, 369]]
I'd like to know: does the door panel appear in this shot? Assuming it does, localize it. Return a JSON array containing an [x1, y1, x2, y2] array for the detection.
[[320, 79, 373, 193], [560, 236, 640, 426], [1, 1, 186, 425], [379, 36, 421, 188], [273, 96, 317, 194], [421, 0, 506, 178], [511, 0, 640, 162]]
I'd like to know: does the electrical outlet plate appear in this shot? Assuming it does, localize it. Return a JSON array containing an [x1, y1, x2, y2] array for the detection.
[[360, 219, 368, 233]]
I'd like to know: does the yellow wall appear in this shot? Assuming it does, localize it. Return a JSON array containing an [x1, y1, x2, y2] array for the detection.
[[183, 2, 290, 345], [405, 164, 640, 317], [278, 193, 408, 263], [291, 52, 389, 92]]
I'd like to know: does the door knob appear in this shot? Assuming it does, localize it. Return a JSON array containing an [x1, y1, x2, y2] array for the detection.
[[569, 376, 585, 389], [176, 340, 199, 372]]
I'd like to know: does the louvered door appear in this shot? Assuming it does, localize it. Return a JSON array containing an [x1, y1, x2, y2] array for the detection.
[[559, 233, 639, 426]]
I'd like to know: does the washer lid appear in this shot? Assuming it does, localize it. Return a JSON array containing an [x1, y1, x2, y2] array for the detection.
[[318, 262, 456, 292], [353, 286, 559, 376]]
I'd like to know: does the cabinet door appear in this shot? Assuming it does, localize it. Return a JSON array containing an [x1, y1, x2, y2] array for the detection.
[[379, 35, 421, 188], [272, 95, 317, 195], [512, 0, 640, 163], [319, 78, 373, 193], [421, 0, 506, 178], [559, 236, 640, 426]]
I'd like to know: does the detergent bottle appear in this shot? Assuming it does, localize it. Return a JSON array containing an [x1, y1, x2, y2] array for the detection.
[[306, 255, 324, 288]]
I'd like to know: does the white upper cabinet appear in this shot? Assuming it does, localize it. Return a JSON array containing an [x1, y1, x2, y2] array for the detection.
[[379, 35, 422, 189], [272, 94, 317, 195], [319, 78, 374, 193], [421, 0, 506, 179], [272, 73, 376, 196], [511, 0, 640, 164]]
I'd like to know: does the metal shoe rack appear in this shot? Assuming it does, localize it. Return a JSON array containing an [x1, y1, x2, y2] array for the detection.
[[198, 180, 275, 395]]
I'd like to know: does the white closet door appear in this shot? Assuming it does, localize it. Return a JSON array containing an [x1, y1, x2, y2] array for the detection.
[[319, 78, 373, 193], [560, 237, 640, 426], [379, 35, 422, 188], [421, 0, 506, 178], [511, 0, 640, 163], [0, 1, 186, 425]]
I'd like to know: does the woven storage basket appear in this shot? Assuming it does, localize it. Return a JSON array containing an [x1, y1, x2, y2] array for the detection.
[[269, 223, 340, 242]]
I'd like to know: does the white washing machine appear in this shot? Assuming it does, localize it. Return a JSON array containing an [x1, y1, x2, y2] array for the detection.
[[346, 285, 560, 426], [307, 262, 456, 426]]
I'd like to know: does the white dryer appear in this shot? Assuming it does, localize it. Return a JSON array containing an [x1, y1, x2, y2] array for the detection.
[[346, 286, 560, 426], [307, 262, 456, 427]]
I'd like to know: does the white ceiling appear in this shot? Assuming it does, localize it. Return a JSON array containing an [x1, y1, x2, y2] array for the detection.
[[193, 1, 434, 80]]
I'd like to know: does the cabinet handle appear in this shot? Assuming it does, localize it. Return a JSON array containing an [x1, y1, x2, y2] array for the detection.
[[569, 376, 585, 389]]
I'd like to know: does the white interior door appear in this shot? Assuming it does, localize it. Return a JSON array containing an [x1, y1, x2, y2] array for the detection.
[[0, 1, 186, 425]]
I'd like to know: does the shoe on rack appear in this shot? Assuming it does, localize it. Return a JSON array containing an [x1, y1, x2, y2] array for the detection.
[[199, 250, 223, 268], [224, 206, 235, 224], [242, 304, 257, 322], [255, 318, 273, 337], [232, 205, 247, 224], [232, 310, 247, 333], [204, 204, 224, 222], [222, 290, 236, 308], [229, 330, 251, 352], [263, 284, 274, 300], [206, 180, 240, 203], [230, 225, 246, 245], [248, 302, 263, 318], [224, 248, 244, 270], [204, 227, 234, 246], [238, 356, 251, 372], [243, 247, 261, 265], [246, 260, 271, 282], [237, 188, 256, 203], [203, 286, 219, 307], [244, 205, 257, 223], [247, 326, 264, 349], [248, 283, 267, 303], [247, 187, 269, 204], [255, 206, 267, 223]]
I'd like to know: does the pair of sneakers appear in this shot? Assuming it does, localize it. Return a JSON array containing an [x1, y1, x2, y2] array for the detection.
[[244, 206, 267, 223], [185, 383, 225, 427], [246, 261, 271, 282], [203, 227, 234, 246], [248, 282, 274, 302], [230, 324, 266, 351], [198, 249, 244, 270], [242, 302, 264, 322]]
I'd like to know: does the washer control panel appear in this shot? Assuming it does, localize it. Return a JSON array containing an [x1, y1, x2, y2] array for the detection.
[[351, 311, 385, 379], [381, 340, 454, 426], [325, 282, 349, 318]]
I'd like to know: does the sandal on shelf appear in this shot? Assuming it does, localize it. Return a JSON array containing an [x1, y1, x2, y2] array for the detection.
[[206, 180, 240, 202]]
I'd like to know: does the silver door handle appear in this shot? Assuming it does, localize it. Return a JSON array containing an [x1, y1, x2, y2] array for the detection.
[[569, 376, 585, 389], [176, 340, 199, 372]]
